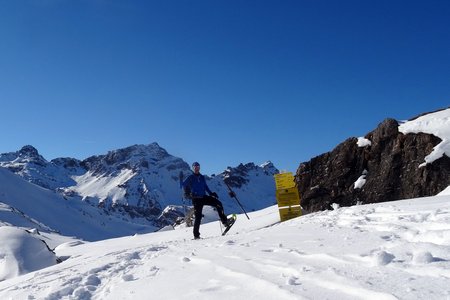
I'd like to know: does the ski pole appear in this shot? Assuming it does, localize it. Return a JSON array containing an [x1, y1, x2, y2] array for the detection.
[[179, 171, 187, 216], [224, 181, 250, 220]]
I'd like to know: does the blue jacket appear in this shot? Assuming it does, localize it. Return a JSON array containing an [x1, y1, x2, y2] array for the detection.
[[182, 173, 212, 198]]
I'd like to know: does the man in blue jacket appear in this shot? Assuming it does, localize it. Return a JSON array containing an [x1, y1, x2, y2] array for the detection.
[[182, 162, 230, 239]]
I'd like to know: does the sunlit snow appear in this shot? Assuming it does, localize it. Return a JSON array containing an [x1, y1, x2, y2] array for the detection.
[[399, 108, 450, 167], [1, 195, 449, 299]]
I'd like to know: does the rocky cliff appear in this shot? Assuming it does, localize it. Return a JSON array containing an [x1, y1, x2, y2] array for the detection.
[[295, 109, 450, 213]]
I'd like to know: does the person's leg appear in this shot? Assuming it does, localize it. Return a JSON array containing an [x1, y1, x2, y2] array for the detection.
[[203, 195, 228, 224], [192, 200, 203, 238]]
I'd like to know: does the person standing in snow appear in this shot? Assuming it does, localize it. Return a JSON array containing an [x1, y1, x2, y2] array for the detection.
[[182, 162, 231, 239]]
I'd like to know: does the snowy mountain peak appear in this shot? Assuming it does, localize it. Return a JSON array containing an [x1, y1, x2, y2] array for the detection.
[[0, 145, 85, 190], [222, 162, 279, 188], [18, 145, 40, 158], [81, 143, 176, 176], [0, 145, 47, 165], [103, 142, 170, 163], [260, 160, 278, 173]]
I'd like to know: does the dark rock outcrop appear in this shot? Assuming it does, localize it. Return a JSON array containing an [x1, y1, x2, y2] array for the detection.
[[295, 117, 450, 213]]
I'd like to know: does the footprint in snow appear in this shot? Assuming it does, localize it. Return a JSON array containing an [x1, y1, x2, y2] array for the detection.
[[286, 275, 301, 286], [122, 274, 135, 282], [380, 235, 398, 241], [148, 246, 168, 252], [261, 249, 275, 253], [84, 274, 101, 286], [149, 266, 159, 276], [71, 287, 92, 299], [123, 251, 141, 260]]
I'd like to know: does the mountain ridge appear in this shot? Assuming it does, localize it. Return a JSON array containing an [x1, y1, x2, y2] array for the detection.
[[0, 142, 278, 240]]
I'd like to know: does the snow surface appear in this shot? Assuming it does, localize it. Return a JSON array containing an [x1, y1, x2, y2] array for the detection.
[[398, 108, 450, 167], [72, 169, 135, 205], [1, 195, 449, 299], [353, 170, 368, 189], [438, 186, 450, 196], [356, 137, 372, 147], [0, 227, 58, 281]]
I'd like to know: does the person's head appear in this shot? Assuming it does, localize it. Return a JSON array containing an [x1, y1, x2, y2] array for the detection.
[[192, 162, 200, 174]]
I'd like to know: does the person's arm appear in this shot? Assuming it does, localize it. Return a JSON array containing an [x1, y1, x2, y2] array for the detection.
[[182, 175, 193, 198], [203, 176, 218, 197], [182, 175, 191, 188]]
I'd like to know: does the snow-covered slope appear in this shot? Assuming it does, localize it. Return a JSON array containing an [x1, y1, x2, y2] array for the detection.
[[0, 168, 157, 241], [0, 145, 85, 190], [71, 143, 189, 211], [399, 107, 450, 167], [0, 227, 58, 281], [1, 195, 449, 299]]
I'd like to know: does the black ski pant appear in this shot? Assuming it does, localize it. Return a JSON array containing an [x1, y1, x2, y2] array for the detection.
[[192, 195, 227, 238]]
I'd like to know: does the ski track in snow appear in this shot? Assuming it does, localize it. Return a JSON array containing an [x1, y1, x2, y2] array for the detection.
[[1, 197, 450, 299]]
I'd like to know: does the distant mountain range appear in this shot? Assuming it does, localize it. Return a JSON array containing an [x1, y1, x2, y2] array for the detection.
[[0, 143, 278, 240]]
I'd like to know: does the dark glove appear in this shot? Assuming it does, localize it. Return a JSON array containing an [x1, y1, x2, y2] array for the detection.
[[228, 191, 236, 198], [210, 192, 218, 198]]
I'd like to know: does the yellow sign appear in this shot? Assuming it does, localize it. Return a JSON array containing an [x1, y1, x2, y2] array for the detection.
[[278, 206, 302, 222], [276, 187, 301, 207], [274, 172, 296, 189], [274, 172, 302, 222]]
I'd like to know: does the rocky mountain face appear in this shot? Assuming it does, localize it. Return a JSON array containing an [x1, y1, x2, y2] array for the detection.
[[295, 110, 450, 213], [210, 161, 279, 212], [0, 143, 278, 229], [0, 167, 160, 241], [0, 145, 85, 190], [64, 143, 191, 222]]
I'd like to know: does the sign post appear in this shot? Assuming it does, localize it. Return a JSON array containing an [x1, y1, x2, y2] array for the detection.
[[274, 172, 302, 222]]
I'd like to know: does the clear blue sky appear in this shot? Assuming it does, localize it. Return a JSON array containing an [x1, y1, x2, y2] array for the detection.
[[0, 0, 449, 175]]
